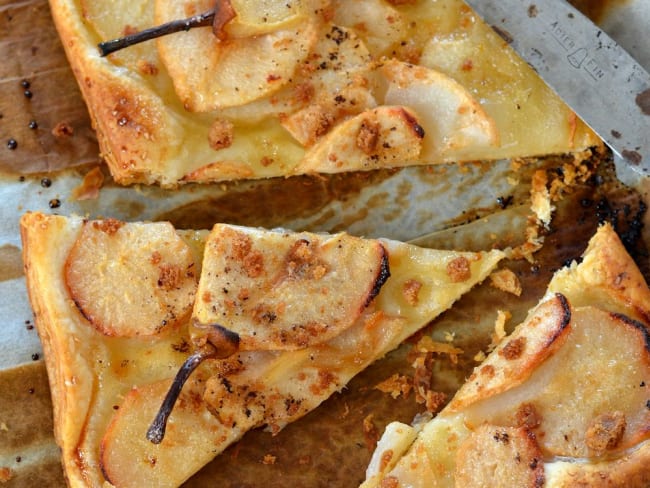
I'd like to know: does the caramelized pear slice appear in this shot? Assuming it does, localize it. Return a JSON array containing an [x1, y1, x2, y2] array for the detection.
[[223, 0, 308, 38], [448, 293, 572, 410], [381, 59, 498, 160], [295, 105, 424, 173], [155, 0, 318, 111], [455, 425, 545, 488], [460, 306, 650, 458], [331, 0, 408, 55], [65, 220, 197, 337], [193, 224, 390, 350], [222, 23, 374, 126], [364, 225, 650, 488], [100, 380, 233, 488]]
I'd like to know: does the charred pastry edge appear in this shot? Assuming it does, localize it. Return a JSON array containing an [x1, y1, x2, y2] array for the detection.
[[364, 244, 391, 308], [146, 346, 218, 444], [98, 9, 216, 57]]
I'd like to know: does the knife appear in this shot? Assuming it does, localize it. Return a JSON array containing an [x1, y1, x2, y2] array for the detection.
[[464, 0, 650, 184]]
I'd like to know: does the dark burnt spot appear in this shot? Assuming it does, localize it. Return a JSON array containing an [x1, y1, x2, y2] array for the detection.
[[636, 88, 650, 116], [261, 311, 277, 323], [556, 293, 571, 327], [491, 25, 513, 44], [403, 109, 425, 139], [326, 25, 349, 46], [611, 129, 621, 139], [563, 255, 583, 268], [497, 195, 514, 209], [493, 430, 510, 443], [595, 196, 646, 255], [221, 377, 233, 394], [365, 245, 391, 307], [622, 150, 642, 166]]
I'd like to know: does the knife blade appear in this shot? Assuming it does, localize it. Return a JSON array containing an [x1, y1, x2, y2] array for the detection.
[[464, 0, 650, 183]]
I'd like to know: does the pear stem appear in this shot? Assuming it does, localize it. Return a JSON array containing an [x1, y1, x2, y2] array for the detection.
[[146, 347, 216, 444], [98, 10, 215, 57]]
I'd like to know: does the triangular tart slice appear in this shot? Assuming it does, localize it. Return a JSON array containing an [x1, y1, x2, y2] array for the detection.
[[20, 212, 504, 487], [50, 0, 600, 185], [363, 223, 650, 488]]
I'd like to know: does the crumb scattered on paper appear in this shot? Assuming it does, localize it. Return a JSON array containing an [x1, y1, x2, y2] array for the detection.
[[375, 374, 413, 399], [71, 166, 105, 201], [262, 454, 276, 465], [488, 310, 511, 352], [490, 268, 522, 296]]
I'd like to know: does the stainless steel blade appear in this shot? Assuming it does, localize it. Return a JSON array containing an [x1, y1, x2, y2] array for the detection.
[[464, 0, 650, 183]]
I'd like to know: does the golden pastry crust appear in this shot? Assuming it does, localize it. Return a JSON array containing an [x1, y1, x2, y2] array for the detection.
[[48, 0, 600, 187], [20, 212, 503, 487]]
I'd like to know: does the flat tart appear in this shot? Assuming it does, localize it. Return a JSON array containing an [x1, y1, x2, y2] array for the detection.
[[48, 0, 600, 186], [20, 212, 504, 487], [363, 223, 650, 488]]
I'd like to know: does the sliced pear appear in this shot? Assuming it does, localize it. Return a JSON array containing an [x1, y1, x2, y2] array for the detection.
[[381, 59, 498, 160], [279, 23, 377, 145], [198, 238, 503, 432], [295, 105, 424, 173], [80, 0, 159, 73], [364, 422, 418, 483], [223, 23, 375, 126], [461, 306, 650, 458], [193, 224, 390, 350], [420, 14, 599, 160], [100, 380, 236, 488], [21, 213, 505, 487], [64, 220, 197, 337], [365, 224, 650, 488], [155, 0, 319, 111], [281, 84, 378, 146], [448, 293, 572, 411], [455, 425, 545, 488], [222, 0, 308, 38], [331, 0, 408, 55]]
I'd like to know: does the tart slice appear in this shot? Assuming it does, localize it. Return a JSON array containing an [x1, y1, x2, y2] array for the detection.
[[20, 212, 504, 487], [49, 0, 600, 186], [363, 223, 650, 488]]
